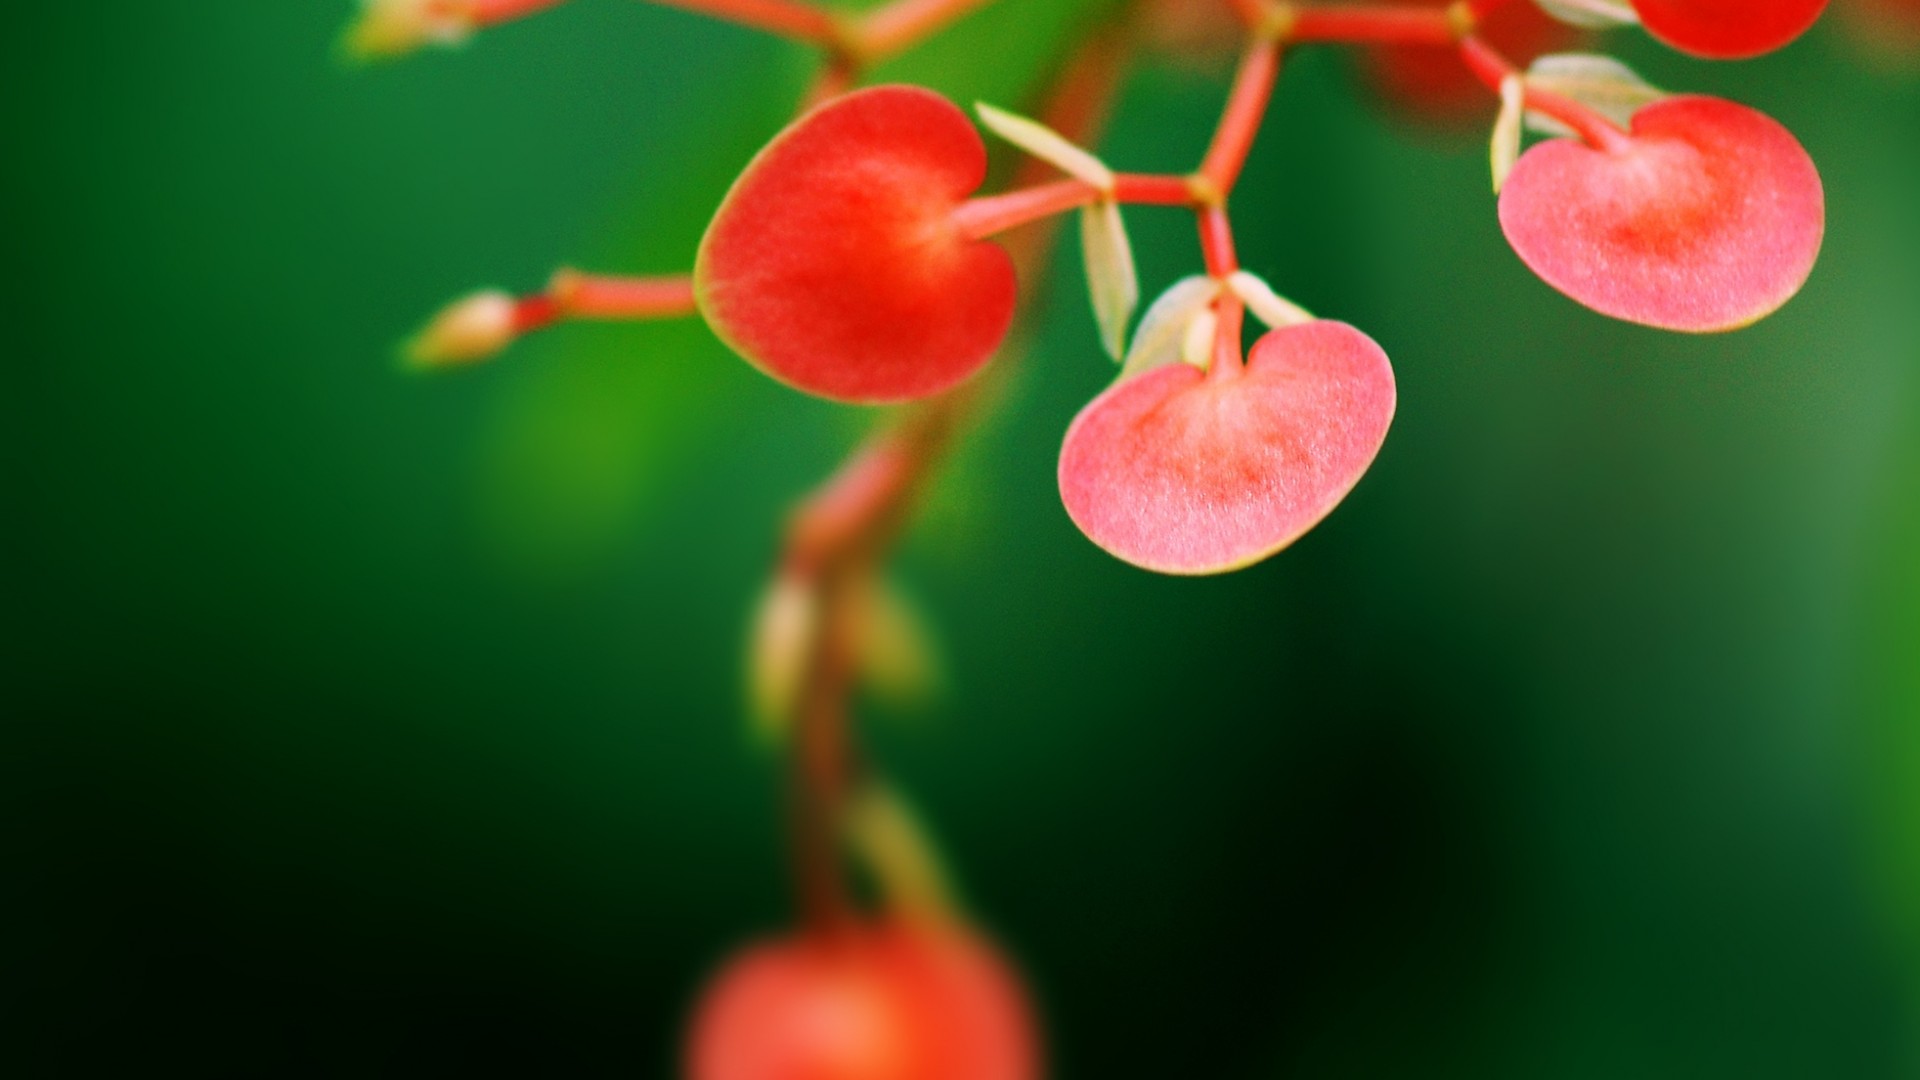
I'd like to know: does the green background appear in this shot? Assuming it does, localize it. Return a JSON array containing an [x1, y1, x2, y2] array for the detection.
[[8, 1, 1920, 1076]]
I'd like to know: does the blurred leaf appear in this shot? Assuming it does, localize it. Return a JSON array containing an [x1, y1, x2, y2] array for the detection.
[[1525, 53, 1665, 138], [860, 576, 947, 713], [845, 780, 960, 920]]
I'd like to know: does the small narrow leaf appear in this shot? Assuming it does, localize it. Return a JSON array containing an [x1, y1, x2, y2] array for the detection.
[[1227, 271, 1316, 329], [845, 783, 960, 921], [1492, 75, 1525, 193], [1535, 0, 1639, 29], [1119, 276, 1220, 380], [1080, 199, 1139, 360], [975, 102, 1115, 190], [747, 572, 818, 742], [1524, 53, 1666, 137], [1181, 307, 1219, 369], [859, 577, 944, 712]]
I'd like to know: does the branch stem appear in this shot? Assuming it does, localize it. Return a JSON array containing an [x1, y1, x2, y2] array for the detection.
[[1199, 38, 1281, 195], [951, 173, 1204, 240], [1458, 35, 1635, 153], [771, 16, 1135, 936]]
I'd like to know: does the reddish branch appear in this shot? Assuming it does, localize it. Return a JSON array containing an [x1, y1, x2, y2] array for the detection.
[[1458, 34, 1635, 152], [509, 273, 697, 335]]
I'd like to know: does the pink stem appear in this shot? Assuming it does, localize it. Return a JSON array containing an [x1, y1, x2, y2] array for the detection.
[[1115, 173, 1203, 205], [1210, 295, 1246, 381], [1200, 38, 1282, 195], [552, 271, 698, 320], [1458, 36, 1634, 153], [1198, 205, 1246, 376], [951, 180, 1102, 240]]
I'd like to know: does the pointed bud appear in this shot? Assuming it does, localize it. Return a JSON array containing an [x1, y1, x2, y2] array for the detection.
[[748, 572, 820, 741], [405, 290, 519, 369], [342, 0, 473, 63]]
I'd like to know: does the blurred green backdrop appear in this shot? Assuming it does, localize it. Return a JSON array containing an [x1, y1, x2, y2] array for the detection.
[[7, 2, 1920, 1076]]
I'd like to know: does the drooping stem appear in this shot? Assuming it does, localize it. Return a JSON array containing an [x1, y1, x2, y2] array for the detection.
[[779, 413, 954, 932], [1198, 205, 1240, 278], [1458, 35, 1635, 153], [1198, 205, 1246, 375], [787, 562, 859, 932], [772, 14, 1135, 935], [1210, 294, 1247, 379]]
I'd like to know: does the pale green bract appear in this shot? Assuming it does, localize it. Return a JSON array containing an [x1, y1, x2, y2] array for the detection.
[[1525, 53, 1667, 139], [1081, 199, 1139, 361], [1120, 276, 1221, 380]]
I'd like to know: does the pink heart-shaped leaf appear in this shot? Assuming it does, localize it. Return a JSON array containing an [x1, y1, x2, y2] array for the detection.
[[1058, 322, 1397, 575], [1499, 95, 1824, 333], [696, 86, 1017, 404]]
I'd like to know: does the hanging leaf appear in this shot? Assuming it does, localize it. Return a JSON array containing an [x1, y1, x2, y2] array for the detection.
[[1492, 75, 1526, 192], [747, 572, 818, 742], [844, 782, 960, 921], [859, 577, 945, 713], [1524, 53, 1667, 137], [974, 101, 1114, 190], [1119, 276, 1220, 380], [1534, 0, 1639, 29], [1227, 271, 1316, 328], [1080, 199, 1139, 360]]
